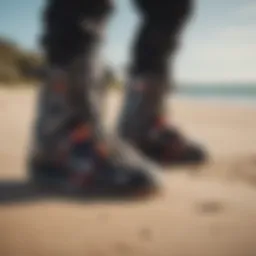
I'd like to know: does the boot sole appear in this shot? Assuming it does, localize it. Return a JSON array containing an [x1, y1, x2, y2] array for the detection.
[[29, 168, 160, 201]]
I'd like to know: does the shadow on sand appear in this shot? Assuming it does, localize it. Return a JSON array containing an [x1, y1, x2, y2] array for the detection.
[[0, 181, 46, 205], [0, 180, 148, 206]]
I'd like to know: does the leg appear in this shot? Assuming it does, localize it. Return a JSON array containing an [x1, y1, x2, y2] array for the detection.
[[42, 0, 114, 66], [28, 0, 160, 197], [131, 0, 193, 76], [119, 0, 207, 165]]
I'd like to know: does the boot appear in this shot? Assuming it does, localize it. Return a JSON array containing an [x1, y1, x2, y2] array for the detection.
[[118, 75, 207, 166], [118, 0, 207, 166], [28, 0, 161, 198]]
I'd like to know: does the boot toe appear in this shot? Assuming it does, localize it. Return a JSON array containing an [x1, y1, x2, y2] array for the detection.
[[183, 143, 208, 164], [118, 166, 162, 197]]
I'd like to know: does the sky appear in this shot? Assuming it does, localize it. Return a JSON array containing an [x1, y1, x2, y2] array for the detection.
[[0, 0, 255, 84]]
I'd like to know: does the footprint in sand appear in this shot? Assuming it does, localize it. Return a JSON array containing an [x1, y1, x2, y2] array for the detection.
[[114, 242, 133, 255], [139, 227, 153, 242], [196, 201, 225, 215]]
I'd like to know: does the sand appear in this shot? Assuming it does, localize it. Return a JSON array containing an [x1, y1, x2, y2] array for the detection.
[[0, 88, 256, 256]]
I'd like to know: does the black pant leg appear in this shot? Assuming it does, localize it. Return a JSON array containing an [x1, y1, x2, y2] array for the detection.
[[42, 0, 114, 66], [131, 0, 193, 76]]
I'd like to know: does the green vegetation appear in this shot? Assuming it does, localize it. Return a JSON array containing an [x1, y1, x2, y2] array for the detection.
[[0, 37, 123, 90], [103, 66, 122, 91], [0, 37, 43, 85]]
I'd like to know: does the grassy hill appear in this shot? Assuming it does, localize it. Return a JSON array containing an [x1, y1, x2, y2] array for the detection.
[[0, 38, 43, 85]]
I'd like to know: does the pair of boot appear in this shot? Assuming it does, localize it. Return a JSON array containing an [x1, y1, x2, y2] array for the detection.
[[28, 57, 206, 199], [29, 1, 206, 198]]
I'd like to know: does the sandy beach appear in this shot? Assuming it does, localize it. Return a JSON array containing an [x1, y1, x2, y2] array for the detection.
[[0, 88, 256, 256]]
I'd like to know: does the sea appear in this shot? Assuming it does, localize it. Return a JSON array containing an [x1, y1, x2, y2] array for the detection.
[[173, 84, 256, 106]]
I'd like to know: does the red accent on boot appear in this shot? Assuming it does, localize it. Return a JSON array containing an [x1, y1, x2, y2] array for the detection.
[[70, 124, 92, 143]]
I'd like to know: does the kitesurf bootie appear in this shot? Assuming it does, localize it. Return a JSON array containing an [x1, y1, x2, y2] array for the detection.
[[118, 75, 207, 166], [28, 0, 161, 198], [118, 0, 207, 166]]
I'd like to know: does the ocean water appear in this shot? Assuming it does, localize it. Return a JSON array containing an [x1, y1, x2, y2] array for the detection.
[[174, 84, 256, 106]]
